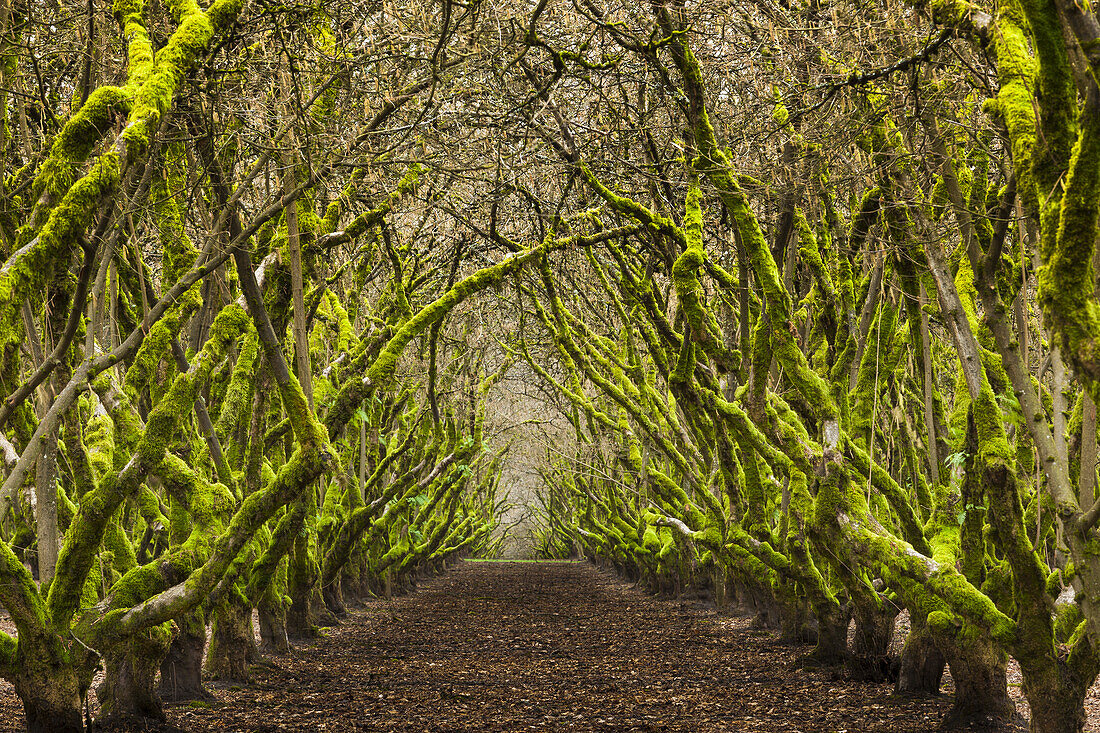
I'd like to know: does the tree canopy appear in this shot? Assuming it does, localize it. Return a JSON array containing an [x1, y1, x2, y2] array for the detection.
[[2, 0, 1100, 731]]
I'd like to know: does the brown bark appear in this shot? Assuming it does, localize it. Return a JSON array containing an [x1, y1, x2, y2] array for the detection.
[[896, 616, 946, 695], [96, 631, 171, 723], [850, 601, 898, 682], [205, 598, 258, 682], [940, 640, 1015, 729], [286, 531, 321, 640], [158, 612, 211, 702], [258, 589, 290, 654]]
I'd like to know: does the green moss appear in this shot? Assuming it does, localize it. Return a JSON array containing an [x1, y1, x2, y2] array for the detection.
[[368, 243, 563, 388], [972, 381, 1014, 463], [214, 330, 258, 457], [151, 157, 200, 287], [140, 306, 249, 468], [119, 0, 244, 155], [30, 88, 129, 209], [926, 609, 958, 633], [125, 316, 175, 401], [0, 154, 120, 404], [343, 166, 420, 242]]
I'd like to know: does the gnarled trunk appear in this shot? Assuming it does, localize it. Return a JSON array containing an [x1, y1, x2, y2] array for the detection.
[[15, 670, 84, 733], [1022, 665, 1087, 733], [940, 637, 1015, 729], [850, 600, 898, 681], [896, 616, 945, 695], [806, 605, 850, 665], [258, 582, 290, 653], [286, 532, 321, 639], [158, 612, 211, 702], [205, 597, 257, 682], [322, 573, 347, 617], [96, 627, 173, 723]]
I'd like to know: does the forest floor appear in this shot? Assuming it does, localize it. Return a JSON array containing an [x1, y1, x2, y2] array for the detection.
[[1, 560, 1094, 731]]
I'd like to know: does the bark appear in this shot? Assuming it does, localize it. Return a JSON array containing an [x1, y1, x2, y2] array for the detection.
[[919, 285, 941, 484], [850, 601, 898, 682], [12, 656, 87, 733], [940, 639, 1015, 729], [158, 612, 210, 702], [258, 586, 290, 654], [806, 605, 850, 666], [20, 695, 83, 733], [205, 597, 257, 682], [777, 594, 817, 645], [896, 616, 946, 695], [322, 572, 346, 618], [286, 530, 321, 640], [1024, 676, 1087, 733], [1082, 395, 1097, 507], [96, 629, 172, 723]]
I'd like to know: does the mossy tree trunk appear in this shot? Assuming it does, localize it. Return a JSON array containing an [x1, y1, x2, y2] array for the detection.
[[158, 612, 210, 702], [205, 594, 257, 682], [896, 616, 946, 695], [96, 627, 173, 723]]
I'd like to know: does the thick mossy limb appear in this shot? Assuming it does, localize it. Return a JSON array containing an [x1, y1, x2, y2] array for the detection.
[[124, 315, 179, 402], [1039, 98, 1100, 395], [0, 154, 120, 395], [0, 532, 50, 638], [156, 453, 235, 533], [28, 86, 129, 215], [645, 76, 838, 419], [214, 330, 259, 459], [645, 465, 707, 531], [671, 180, 737, 373], [970, 381, 1064, 675], [48, 306, 249, 629], [819, 458, 1016, 646], [108, 438, 326, 638], [843, 437, 931, 555], [118, 0, 245, 156], [1011, 0, 1076, 201]]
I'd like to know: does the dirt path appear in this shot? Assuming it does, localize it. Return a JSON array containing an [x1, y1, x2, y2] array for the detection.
[[162, 560, 956, 732], [6, 560, 1025, 731]]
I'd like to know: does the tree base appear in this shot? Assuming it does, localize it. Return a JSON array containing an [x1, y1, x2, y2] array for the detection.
[[896, 621, 945, 696], [159, 614, 211, 703]]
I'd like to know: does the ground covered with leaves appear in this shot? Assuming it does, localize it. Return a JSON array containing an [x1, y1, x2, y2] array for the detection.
[[3, 560, 1095, 731]]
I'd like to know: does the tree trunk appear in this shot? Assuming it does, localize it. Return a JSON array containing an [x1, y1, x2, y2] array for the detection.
[[940, 639, 1015, 729], [259, 596, 290, 654], [257, 565, 290, 653], [1024, 674, 1086, 733], [158, 612, 210, 702], [896, 617, 945, 695], [22, 698, 83, 733], [807, 605, 850, 665], [205, 597, 257, 682], [96, 629, 172, 722], [286, 530, 321, 639], [322, 572, 347, 617], [850, 601, 898, 681], [747, 584, 782, 630], [15, 670, 84, 733], [22, 300, 59, 587], [778, 595, 818, 645], [341, 559, 367, 606]]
